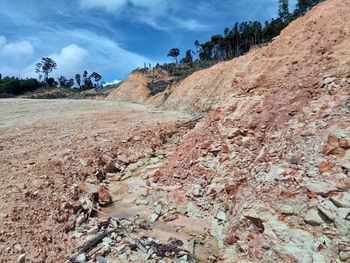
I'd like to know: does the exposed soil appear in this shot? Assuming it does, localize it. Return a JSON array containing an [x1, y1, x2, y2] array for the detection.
[[0, 99, 191, 262]]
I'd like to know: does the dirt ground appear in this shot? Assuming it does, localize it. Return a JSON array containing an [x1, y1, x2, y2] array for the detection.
[[0, 99, 191, 262]]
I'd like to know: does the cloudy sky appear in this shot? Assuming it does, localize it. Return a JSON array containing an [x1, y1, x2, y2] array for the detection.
[[0, 0, 297, 83]]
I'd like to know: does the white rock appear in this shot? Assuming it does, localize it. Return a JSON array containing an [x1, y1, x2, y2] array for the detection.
[[312, 253, 326, 263], [76, 253, 86, 263], [330, 192, 350, 208], [116, 244, 128, 254], [191, 185, 202, 197], [148, 213, 159, 222], [216, 211, 227, 221], [337, 208, 350, 219], [280, 205, 296, 215], [317, 200, 338, 221], [14, 244, 24, 253], [306, 181, 338, 195], [304, 209, 324, 226], [323, 77, 336, 85], [139, 188, 149, 197], [87, 226, 99, 235], [340, 250, 350, 262], [18, 254, 25, 263]]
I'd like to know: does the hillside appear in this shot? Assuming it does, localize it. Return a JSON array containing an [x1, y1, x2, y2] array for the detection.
[[152, 0, 350, 262], [2, 0, 350, 262]]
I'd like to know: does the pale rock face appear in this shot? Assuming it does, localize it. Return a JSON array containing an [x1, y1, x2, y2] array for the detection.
[[330, 192, 350, 208], [304, 209, 324, 226], [306, 181, 338, 195]]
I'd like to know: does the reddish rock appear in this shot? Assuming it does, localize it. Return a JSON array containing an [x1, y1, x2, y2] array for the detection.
[[98, 190, 112, 206], [339, 138, 350, 148], [327, 135, 339, 145], [318, 162, 335, 173]]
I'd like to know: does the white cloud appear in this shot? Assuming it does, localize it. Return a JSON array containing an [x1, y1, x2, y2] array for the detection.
[[20, 30, 154, 81], [0, 35, 34, 58], [79, 0, 206, 31], [104, 79, 121, 86], [22, 44, 88, 79]]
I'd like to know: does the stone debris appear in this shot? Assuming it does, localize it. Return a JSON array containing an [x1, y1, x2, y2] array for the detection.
[[304, 209, 324, 226]]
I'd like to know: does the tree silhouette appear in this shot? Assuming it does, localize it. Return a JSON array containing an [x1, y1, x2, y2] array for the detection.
[[75, 74, 81, 91], [167, 48, 180, 64], [35, 57, 57, 84]]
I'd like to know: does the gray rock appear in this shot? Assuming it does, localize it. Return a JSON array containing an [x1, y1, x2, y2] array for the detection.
[[304, 209, 324, 226]]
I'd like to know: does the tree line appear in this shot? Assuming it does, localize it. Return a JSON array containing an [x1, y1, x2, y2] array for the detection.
[[0, 57, 103, 97], [167, 0, 325, 64]]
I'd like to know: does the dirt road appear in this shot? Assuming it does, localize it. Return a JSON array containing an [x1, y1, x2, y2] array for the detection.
[[0, 99, 191, 262]]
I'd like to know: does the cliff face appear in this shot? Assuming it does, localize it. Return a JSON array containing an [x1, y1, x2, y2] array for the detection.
[[150, 0, 350, 262], [106, 71, 151, 103]]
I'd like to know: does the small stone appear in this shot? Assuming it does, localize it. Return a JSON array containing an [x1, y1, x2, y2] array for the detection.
[[317, 200, 338, 221], [116, 244, 128, 254], [340, 250, 350, 262], [14, 244, 24, 253], [304, 209, 323, 226], [75, 214, 85, 225], [0, 213, 8, 218], [148, 213, 159, 222], [103, 237, 113, 246], [330, 192, 350, 208], [191, 185, 202, 197], [133, 136, 141, 141], [87, 226, 99, 235], [208, 255, 217, 262], [135, 199, 149, 205], [104, 162, 119, 173], [323, 77, 336, 85], [76, 253, 86, 263], [139, 188, 149, 197], [306, 181, 337, 195], [154, 206, 162, 215], [18, 254, 25, 263], [279, 205, 296, 215], [337, 208, 350, 219], [98, 190, 112, 206], [216, 211, 227, 221]]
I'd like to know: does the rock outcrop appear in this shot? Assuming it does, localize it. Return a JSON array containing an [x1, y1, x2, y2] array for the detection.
[[106, 71, 151, 103], [151, 0, 350, 262]]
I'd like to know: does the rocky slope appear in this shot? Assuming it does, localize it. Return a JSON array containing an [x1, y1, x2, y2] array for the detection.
[[151, 0, 350, 262]]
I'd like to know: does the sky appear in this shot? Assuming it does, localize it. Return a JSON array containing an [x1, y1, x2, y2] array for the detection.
[[0, 0, 297, 84]]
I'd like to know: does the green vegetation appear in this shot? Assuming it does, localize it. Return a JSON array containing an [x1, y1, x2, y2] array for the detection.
[[175, 0, 325, 64], [142, 0, 325, 97], [0, 77, 43, 98], [0, 57, 103, 98]]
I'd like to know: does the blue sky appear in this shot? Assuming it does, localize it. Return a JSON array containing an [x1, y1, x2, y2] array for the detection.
[[0, 0, 297, 84]]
